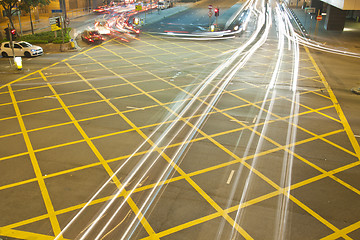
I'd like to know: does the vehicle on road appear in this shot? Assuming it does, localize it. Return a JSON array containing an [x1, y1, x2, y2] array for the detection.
[[0, 41, 43, 57], [93, 6, 108, 14], [81, 30, 105, 44], [95, 20, 111, 35]]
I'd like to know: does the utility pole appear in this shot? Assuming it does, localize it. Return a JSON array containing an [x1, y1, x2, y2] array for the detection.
[[17, 1, 23, 36], [29, 7, 34, 34], [59, 0, 67, 32], [8, 23, 15, 67]]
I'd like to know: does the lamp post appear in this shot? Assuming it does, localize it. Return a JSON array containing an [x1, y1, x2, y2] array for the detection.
[[59, 0, 67, 32], [17, 0, 23, 36]]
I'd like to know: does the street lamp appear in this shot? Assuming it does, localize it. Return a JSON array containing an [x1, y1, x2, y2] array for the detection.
[[17, 0, 23, 36]]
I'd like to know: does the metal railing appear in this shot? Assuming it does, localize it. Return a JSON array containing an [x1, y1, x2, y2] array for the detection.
[[66, 7, 93, 19]]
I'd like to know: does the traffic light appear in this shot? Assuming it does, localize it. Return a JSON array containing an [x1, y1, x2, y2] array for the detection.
[[10, 29, 16, 40], [56, 17, 61, 27], [214, 8, 219, 17], [4, 28, 16, 40]]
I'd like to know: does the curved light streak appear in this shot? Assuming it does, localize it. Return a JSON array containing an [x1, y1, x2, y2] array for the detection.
[[56, 9, 275, 237]]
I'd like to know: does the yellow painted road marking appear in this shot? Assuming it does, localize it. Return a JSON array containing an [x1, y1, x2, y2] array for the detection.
[[321, 220, 360, 240], [141, 190, 281, 240], [76, 44, 359, 239], [0, 227, 67, 240], [289, 195, 352, 240], [77, 50, 255, 239], [2, 35, 358, 240], [38, 71, 158, 238], [305, 47, 360, 161], [0, 39, 112, 91], [8, 85, 63, 239], [144, 33, 219, 59], [5, 156, 360, 237]]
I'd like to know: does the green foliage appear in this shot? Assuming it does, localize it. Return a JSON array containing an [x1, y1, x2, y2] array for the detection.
[[25, 39, 49, 44], [19, 0, 51, 13], [19, 28, 72, 44], [0, 0, 51, 30], [53, 35, 71, 44]]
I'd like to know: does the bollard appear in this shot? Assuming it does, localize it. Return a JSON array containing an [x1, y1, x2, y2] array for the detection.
[[70, 39, 75, 49], [14, 56, 22, 70], [134, 17, 139, 25]]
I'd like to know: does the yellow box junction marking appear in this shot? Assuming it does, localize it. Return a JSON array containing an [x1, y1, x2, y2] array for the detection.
[[305, 47, 360, 160], [8, 85, 63, 239], [38, 71, 158, 239]]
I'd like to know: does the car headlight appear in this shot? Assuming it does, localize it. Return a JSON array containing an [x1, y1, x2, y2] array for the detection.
[[31, 49, 36, 52]]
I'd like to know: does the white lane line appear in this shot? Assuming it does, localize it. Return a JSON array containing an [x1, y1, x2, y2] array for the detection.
[[354, 135, 360, 138], [138, 176, 149, 187], [126, 106, 144, 110], [226, 170, 235, 184], [44, 96, 57, 99], [252, 115, 258, 123]]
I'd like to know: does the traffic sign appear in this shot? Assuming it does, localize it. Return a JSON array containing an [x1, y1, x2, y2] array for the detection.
[[208, 11, 213, 17], [135, 4, 142, 11], [51, 9, 62, 13], [65, 18, 70, 25], [49, 17, 57, 25], [208, 5, 212, 9], [51, 24, 61, 31], [316, 15, 322, 21], [305, 7, 315, 14]]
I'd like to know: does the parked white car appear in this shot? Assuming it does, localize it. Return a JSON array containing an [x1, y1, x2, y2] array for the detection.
[[1, 41, 43, 57]]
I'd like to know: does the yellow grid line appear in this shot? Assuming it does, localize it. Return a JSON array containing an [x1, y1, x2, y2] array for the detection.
[[217, 88, 357, 157], [305, 47, 360, 160], [0, 62, 354, 201], [0, 40, 110, 92], [8, 85, 63, 239], [120, 40, 359, 238], [38, 70, 158, 239], [321, 220, 360, 240], [0, 126, 343, 195], [0, 227, 66, 240], [80, 51, 254, 239], [1, 32, 358, 239], [98, 42, 345, 238], [5, 158, 360, 238]]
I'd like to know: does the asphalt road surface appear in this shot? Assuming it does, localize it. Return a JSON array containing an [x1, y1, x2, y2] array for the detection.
[[0, 0, 359, 240]]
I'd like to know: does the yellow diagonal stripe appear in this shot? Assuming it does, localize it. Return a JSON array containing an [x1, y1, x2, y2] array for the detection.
[[8, 85, 63, 239], [305, 47, 360, 160], [0, 227, 67, 240]]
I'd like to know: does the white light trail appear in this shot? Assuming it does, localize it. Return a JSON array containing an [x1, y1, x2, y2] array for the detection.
[[56, 7, 277, 237]]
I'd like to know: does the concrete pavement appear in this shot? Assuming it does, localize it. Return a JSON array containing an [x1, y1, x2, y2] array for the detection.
[[0, 9, 94, 38], [290, 7, 360, 52], [133, 3, 191, 27]]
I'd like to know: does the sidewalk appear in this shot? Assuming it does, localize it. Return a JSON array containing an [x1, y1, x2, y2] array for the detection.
[[290, 7, 360, 52], [135, 3, 191, 27], [0, 8, 93, 38]]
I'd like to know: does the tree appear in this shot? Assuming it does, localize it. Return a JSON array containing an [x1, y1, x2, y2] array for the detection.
[[0, 0, 20, 31], [0, 0, 50, 36], [19, 0, 50, 34]]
